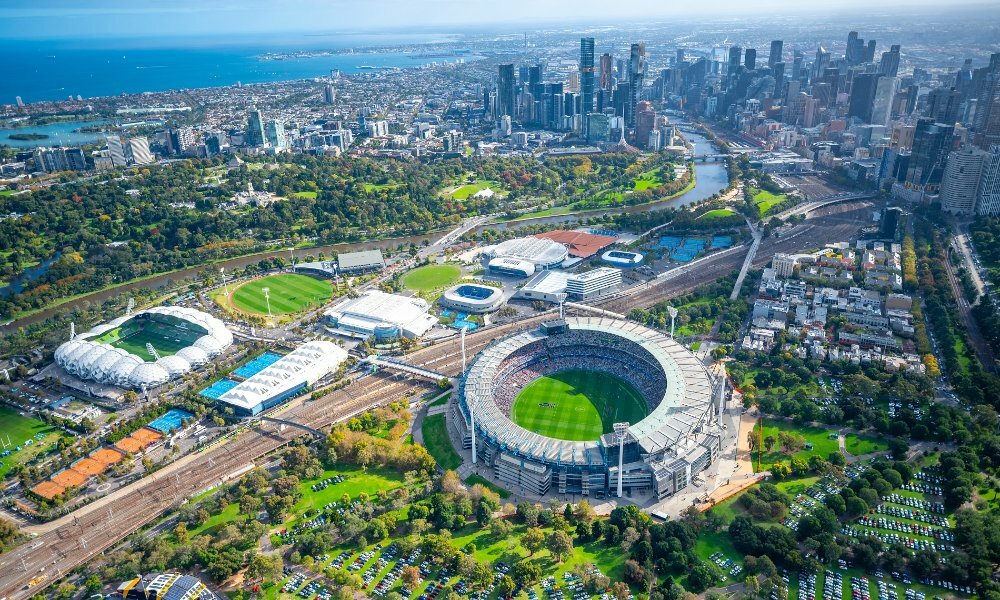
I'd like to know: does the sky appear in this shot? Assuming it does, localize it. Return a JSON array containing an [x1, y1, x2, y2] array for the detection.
[[1, 0, 998, 41]]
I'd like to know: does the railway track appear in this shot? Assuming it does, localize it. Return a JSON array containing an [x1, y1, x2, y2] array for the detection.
[[0, 202, 873, 599]]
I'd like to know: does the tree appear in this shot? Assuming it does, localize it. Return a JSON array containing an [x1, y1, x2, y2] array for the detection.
[[575, 500, 596, 523], [246, 553, 283, 583], [771, 462, 791, 479], [611, 581, 631, 600], [521, 527, 545, 555], [764, 435, 776, 451], [510, 561, 541, 587], [547, 530, 574, 563], [401, 565, 421, 589], [84, 575, 103, 594], [496, 575, 516, 599], [516, 502, 540, 526], [490, 518, 514, 539], [471, 561, 494, 590]]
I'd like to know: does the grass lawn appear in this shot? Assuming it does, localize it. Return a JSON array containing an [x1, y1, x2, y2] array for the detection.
[[450, 523, 626, 582], [449, 181, 500, 200], [752, 420, 840, 473], [844, 434, 889, 457], [286, 466, 404, 524], [429, 393, 450, 407], [753, 189, 787, 216], [421, 414, 462, 470], [633, 169, 666, 191], [0, 406, 62, 480], [510, 369, 648, 441], [229, 273, 333, 316], [464, 474, 511, 498], [364, 183, 402, 193], [402, 265, 461, 292], [694, 529, 743, 566], [698, 208, 738, 220], [292, 191, 318, 199]]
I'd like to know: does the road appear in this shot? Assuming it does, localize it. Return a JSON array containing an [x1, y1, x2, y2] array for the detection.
[[0, 202, 874, 600]]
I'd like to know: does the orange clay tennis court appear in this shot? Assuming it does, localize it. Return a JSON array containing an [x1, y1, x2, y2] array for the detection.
[[31, 481, 65, 500], [91, 447, 125, 466], [72, 457, 106, 477], [51, 469, 89, 489]]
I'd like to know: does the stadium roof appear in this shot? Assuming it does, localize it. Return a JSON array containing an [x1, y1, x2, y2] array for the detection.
[[461, 316, 714, 465], [54, 306, 232, 390], [117, 573, 219, 600], [324, 290, 436, 338], [337, 249, 385, 271], [489, 236, 568, 267], [216, 341, 348, 413], [533, 230, 618, 258]]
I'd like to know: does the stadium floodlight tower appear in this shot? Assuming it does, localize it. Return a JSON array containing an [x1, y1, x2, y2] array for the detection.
[[126, 297, 135, 316], [262, 287, 272, 317], [220, 267, 229, 295], [614, 422, 630, 498], [667, 306, 678, 339], [557, 293, 568, 319], [460, 325, 467, 373], [69, 321, 76, 341]]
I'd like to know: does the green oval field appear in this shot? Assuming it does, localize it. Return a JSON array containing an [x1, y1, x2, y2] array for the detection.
[[230, 273, 333, 315], [510, 369, 649, 441], [402, 264, 461, 291]]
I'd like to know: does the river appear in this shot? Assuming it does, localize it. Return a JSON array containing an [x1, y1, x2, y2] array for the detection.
[[1, 127, 729, 333]]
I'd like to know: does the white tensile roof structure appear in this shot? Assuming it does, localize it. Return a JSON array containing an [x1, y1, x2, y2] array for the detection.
[[324, 290, 437, 339], [488, 236, 569, 268], [54, 306, 232, 390], [216, 341, 348, 414]]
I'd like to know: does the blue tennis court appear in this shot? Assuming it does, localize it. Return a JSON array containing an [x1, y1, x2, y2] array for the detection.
[[148, 408, 194, 433], [200, 378, 239, 400], [658, 236, 682, 248], [682, 238, 706, 248], [232, 352, 283, 379], [711, 236, 733, 248], [454, 320, 479, 331]]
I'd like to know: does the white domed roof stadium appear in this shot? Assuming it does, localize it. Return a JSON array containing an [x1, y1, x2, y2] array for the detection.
[[488, 237, 569, 270], [54, 306, 232, 390]]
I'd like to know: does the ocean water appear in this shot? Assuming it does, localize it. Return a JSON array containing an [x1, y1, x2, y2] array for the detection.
[[1, 33, 473, 103]]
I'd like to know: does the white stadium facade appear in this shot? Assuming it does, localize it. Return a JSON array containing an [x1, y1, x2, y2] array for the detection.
[[54, 307, 233, 390], [216, 341, 348, 416], [440, 283, 505, 314], [324, 290, 437, 340], [452, 316, 723, 499], [485, 237, 569, 277]]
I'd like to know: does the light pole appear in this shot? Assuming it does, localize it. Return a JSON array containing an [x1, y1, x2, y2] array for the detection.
[[667, 306, 678, 339], [614, 422, 630, 498], [220, 267, 228, 296], [262, 287, 272, 317]]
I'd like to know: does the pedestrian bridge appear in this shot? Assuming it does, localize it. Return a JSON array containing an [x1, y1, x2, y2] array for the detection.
[[363, 356, 451, 382]]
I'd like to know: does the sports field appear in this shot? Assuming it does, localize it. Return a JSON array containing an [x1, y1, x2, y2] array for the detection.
[[402, 265, 461, 292], [510, 369, 649, 441], [0, 406, 60, 479], [95, 319, 199, 360], [229, 273, 333, 316]]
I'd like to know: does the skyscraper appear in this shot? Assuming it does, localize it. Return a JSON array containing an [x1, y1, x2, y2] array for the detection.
[[977, 146, 1000, 215], [626, 43, 646, 129], [128, 137, 154, 165], [846, 31, 866, 65], [323, 84, 336, 104], [15, 96, 23, 107], [941, 147, 986, 215], [879, 45, 901, 77], [580, 38, 595, 116], [246, 108, 267, 147], [265, 120, 287, 150], [106, 136, 127, 168], [745, 48, 757, 71], [871, 76, 898, 127], [814, 47, 831, 79], [768, 40, 783, 69], [905, 119, 955, 188], [497, 64, 516, 119], [973, 53, 1000, 149], [848, 74, 879, 122], [728, 46, 742, 78], [599, 53, 613, 90], [635, 101, 656, 149]]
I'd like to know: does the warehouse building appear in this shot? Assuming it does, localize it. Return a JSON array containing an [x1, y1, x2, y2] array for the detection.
[[215, 341, 347, 416], [324, 290, 437, 340], [337, 249, 386, 274]]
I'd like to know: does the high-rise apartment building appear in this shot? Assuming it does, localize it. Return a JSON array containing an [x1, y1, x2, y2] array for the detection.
[[497, 64, 516, 119], [128, 137, 154, 165], [973, 53, 1000, 149], [977, 146, 1000, 215], [848, 74, 879, 122], [871, 76, 899, 127], [106, 136, 128, 168], [579, 38, 595, 116], [905, 119, 955, 188], [246, 108, 267, 147], [599, 53, 613, 90], [745, 48, 757, 71], [265, 120, 287, 149], [625, 43, 646, 129], [323, 84, 336, 104], [768, 40, 783, 69], [879, 45, 901, 77], [941, 147, 987, 214]]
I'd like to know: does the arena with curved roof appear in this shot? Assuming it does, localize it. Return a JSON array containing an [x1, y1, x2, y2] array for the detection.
[[486, 236, 569, 272], [54, 307, 233, 390], [440, 283, 505, 314], [452, 316, 723, 499]]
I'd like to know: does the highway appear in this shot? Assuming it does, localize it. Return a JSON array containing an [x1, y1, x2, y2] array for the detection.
[[0, 201, 873, 599]]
